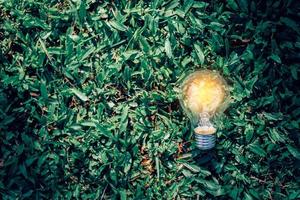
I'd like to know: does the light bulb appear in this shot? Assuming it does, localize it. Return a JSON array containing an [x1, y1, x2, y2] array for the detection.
[[179, 70, 229, 150]]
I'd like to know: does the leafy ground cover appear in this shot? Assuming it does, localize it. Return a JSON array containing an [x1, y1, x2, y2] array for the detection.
[[0, 0, 300, 199]]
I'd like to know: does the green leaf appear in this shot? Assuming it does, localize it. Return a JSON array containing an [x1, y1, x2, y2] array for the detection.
[[79, 46, 96, 61], [165, 37, 173, 58], [249, 144, 267, 157], [19, 163, 27, 178], [78, 0, 87, 25], [155, 157, 160, 179], [182, 162, 201, 173], [122, 50, 139, 61], [23, 190, 34, 198], [237, 0, 248, 13], [119, 189, 127, 200], [291, 65, 298, 80], [268, 128, 285, 143], [280, 17, 299, 34], [81, 121, 96, 127], [139, 36, 151, 53], [245, 124, 254, 143], [40, 81, 48, 99], [227, 0, 239, 11], [269, 54, 281, 63], [119, 105, 129, 133], [183, 0, 194, 14], [287, 145, 300, 159], [71, 88, 89, 102], [109, 20, 127, 31], [244, 192, 254, 200], [194, 43, 205, 64], [96, 125, 116, 141]]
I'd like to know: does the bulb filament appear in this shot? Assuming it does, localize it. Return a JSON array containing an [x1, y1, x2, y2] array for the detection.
[[198, 112, 211, 127]]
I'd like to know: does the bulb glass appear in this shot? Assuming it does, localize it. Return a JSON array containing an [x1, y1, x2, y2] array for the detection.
[[180, 70, 229, 150]]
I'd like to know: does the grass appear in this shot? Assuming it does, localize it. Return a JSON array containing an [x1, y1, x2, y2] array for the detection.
[[0, 0, 300, 199]]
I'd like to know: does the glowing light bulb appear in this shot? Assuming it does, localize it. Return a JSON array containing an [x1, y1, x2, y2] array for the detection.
[[180, 70, 229, 150]]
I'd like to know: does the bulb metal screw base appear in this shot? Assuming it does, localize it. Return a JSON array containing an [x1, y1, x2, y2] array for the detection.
[[194, 133, 216, 150]]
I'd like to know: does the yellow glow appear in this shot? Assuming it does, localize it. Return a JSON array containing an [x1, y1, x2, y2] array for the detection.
[[182, 70, 227, 115]]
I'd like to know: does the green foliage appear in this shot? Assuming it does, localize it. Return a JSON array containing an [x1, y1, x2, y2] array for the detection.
[[0, 0, 299, 199]]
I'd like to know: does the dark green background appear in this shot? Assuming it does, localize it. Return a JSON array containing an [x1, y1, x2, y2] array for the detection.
[[0, 0, 299, 199]]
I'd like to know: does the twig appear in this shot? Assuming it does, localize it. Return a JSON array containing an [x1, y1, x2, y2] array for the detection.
[[250, 176, 267, 183], [100, 184, 108, 200]]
